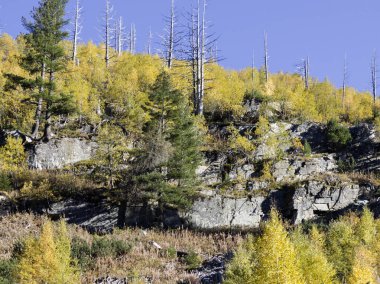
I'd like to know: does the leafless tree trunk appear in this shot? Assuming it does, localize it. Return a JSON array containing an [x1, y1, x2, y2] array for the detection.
[[342, 54, 347, 108], [43, 70, 54, 141], [128, 23, 136, 54], [303, 56, 310, 90], [197, 0, 206, 115], [115, 16, 125, 56], [190, 10, 198, 112], [104, 0, 112, 67], [372, 51, 377, 108], [252, 49, 255, 88], [167, 0, 175, 68], [147, 27, 153, 55], [72, 0, 82, 64], [264, 32, 269, 83], [31, 63, 45, 139], [183, 0, 215, 115]]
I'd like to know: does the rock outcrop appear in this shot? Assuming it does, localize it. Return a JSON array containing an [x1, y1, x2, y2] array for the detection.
[[272, 155, 337, 182], [292, 176, 361, 224], [0, 194, 12, 217], [47, 199, 118, 233], [28, 138, 98, 169], [186, 194, 265, 230]]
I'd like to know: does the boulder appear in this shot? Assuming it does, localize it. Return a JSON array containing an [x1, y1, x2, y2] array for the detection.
[[292, 177, 361, 224], [28, 138, 98, 169], [186, 195, 265, 230]]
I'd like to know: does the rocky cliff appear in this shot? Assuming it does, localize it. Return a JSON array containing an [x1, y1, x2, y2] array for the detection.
[[1, 121, 379, 232]]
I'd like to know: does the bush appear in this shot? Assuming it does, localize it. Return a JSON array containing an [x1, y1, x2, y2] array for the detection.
[[166, 246, 177, 259], [337, 156, 356, 172], [184, 250, 202, 270], [71, 238, 92, 269], [303, 140, 312, 156], [326, 120, 352, 151], [91, 237, 132, 258], [375, 117, 380, 139], [0, 259, 16, 284], [0, 173, 12, 192]]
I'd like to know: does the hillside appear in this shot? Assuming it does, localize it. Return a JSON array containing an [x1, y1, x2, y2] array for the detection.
[[1, 0, 380, 283]]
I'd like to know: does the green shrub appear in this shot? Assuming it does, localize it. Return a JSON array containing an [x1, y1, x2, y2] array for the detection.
[[0, 259, 17, 284], [337, 156, 356, 172], [0, 173, 12, 192], [112, 239, 132, 257], [91, 237, 132, 258], [71, 238, 92, 269], [244, 90, 267, 103], [326, 120, 352, 151], [303, 140, 312, 156], [166, 246, 177, 259], [184, 250, 202, 270]]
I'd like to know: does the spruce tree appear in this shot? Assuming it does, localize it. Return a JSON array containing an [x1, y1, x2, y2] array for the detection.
[[19, 0, 74, 140], [167, 92, 201, 191], [135, 71, 201, 209]]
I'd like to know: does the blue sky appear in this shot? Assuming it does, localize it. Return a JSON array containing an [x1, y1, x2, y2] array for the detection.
[[1, 0, 380, 92]]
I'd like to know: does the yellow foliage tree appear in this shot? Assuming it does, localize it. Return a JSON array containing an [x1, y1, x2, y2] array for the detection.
[[292, 228, 336, 284], [0, 137, 26, 173], [348, 246, 377, 284], [252, 209, 304, 284], [16, 220, 79, 284]]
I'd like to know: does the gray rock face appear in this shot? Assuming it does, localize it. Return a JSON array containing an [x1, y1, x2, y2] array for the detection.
[[0, 194, 12, 217], [186, 195, 265, 229], [273, 155, 337, 182], [47, 199, 118, 233], [292, 177, 361, 224], [345, 123, 380, 173], [28, 138, 98, 169]]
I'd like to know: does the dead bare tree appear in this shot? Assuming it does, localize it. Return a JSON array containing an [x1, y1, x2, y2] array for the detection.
[[303, 57, 310, 90], [72, 0, 82, 64], [166, 0, 175, 68], [371, 51, 377, 108], [114, 16, 125, 56], [104, 0, 113, 67], [252, 49, 255, 87], [342, 54, 348, 108], [128, 23, 136, 54], [264, 32, 269, 83], [146, 27, 153, 55], [180, 0, 217, 116]]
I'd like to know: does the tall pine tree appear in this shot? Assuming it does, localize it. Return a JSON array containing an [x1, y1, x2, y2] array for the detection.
[[134, 71, 201, 209], [20, 0, 74, 140]]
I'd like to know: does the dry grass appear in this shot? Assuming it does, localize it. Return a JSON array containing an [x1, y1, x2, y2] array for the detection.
[[0, 214, 243, 283]]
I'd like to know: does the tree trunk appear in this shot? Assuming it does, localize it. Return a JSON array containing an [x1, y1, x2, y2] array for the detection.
[[264, 32, 269, 83], [43, 70, 54, 141], [31, 63, 45, 139], [167, 0, 175, 68], [105, 0, 111, 67], [72, 0, 81, 64]]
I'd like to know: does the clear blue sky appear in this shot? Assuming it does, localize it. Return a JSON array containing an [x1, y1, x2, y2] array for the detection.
[[1, 0, 380, 92]]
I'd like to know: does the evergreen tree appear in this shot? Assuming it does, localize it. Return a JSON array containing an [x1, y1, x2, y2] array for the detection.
[[18, 0, 74, 140], [167, 90, 202, 188], [135, 71, 201, 209]]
